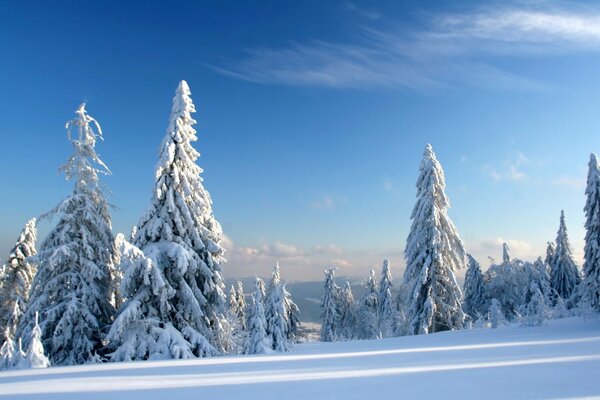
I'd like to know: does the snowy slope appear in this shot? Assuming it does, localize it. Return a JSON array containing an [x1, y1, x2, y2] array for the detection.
[[1, 317, 600, 399]]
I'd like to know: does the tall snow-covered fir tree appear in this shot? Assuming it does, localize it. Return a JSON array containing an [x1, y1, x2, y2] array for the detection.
[[132, 81, 227, 357], [378, 260, 395, 338], [462, 254, 488, 319], [0, 218, 37, 341], [17, 104, 115, 366], [320, 268, 339, 342], [485, 243, 523, 320], [358, 269, 379, 339], [403, 144, 466, 335], [545, 242, 556, 268], [337, 281, 357, 340], [265, 264, 290, 351], [551, 211, 581, 301], [244, 278, 270, 354], [580, 153, 600, 311]]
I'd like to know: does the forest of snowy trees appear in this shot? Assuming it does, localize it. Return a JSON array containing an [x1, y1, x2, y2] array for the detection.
[[0, 81, 299, 369], [319, 145, 600, 342], [2, 80, 600, 371]]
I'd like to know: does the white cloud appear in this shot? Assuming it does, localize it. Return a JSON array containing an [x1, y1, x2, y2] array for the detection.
[[484, 152, 547, 183], [551, 175, 586, 190], [345, 1, 380, 20], [466, 237, 541, 266], [436, 9, 600, 48], [314, 244, 344, 255], [212, 3, 600, 90], [311, 194, 337, 210], [222, 236, 403, 281]]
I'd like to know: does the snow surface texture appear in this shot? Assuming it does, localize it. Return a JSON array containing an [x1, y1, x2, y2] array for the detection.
[[1, 317, 599, 399]]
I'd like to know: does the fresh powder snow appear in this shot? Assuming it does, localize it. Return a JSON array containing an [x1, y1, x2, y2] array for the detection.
[[0, 317, 599, 399]]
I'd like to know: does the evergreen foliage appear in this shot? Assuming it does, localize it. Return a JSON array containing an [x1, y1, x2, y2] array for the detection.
[[403, 144, 466, 334]]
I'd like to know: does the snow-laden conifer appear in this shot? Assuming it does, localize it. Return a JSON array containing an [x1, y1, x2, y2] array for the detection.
[[0, 328, 16, 370], [462, 254, 488, 319], [358, 269, 379, 339], [529, 258, 553, 306], [17, 312, 50, 369], [244, 278, 270, 354], [485, 243, 523, 320], [0, 218, 37, 341], [234, 282, 247, 330], [133, 81, 227, 357], [522, 283, 548, 327], [284, 285, 300, 342], [108, 234, 200, 361], [551, 211, 581, 301], [225, 282, 247, 354], [545, 242, 556, 267], [17, 104, 115, 366], [265, 264, 290, 351], [403, 144, 466, 335], [378, 260, 395, 338], [320, 268, 339, 342], [577, 154, 600, 313], [337, 281, 357, 340]]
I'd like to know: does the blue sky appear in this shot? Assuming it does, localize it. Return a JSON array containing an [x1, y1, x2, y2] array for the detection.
[[1, 0, 600, 281]]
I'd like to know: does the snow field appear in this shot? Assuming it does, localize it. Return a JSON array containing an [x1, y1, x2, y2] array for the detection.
[[0, 317, 599, 399]]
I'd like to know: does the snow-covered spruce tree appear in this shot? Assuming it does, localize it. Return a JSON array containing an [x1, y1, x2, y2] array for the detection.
[[107, 234, 200, 361], [320, 268, 339, 342], [358, 269, 379, 339], [576, 154, 600, 311], [462, 254, 488, 319], [378, 260, 395, 338], [551, 211, 581, 301], [485, 243, 523, 320], [529, 258, 553, 306], [283, 285, 300, 342], [521, 283, 548, 327], [225, 282, 247, 354], [265, 264, 290, 351], [132, 81, 227, 357], [337, 281, 357, 340], [244, 278, 270, 354], [17, 312, 50, 369], [545, 242, 556, 268], [0, 218, 37, 342], [17, 104, 115, 366], [403, 144, 466, 335], [234, 281, 247, 330], [0, 328, 16, 370]]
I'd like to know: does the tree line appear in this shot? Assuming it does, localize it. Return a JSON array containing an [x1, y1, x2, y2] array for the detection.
[[0, 81, 300, 370], [320, 145, 600, 340]]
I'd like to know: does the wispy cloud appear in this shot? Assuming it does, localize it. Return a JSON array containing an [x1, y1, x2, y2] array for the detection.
[[435, 8, 600, 48], [222, 236, 403, 281], [311, 194, 337, 210], [484, 152, 531, 182], [345, 2, 380, 21], [212, 3, 600, 90], [551, 175, 586, 190]]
